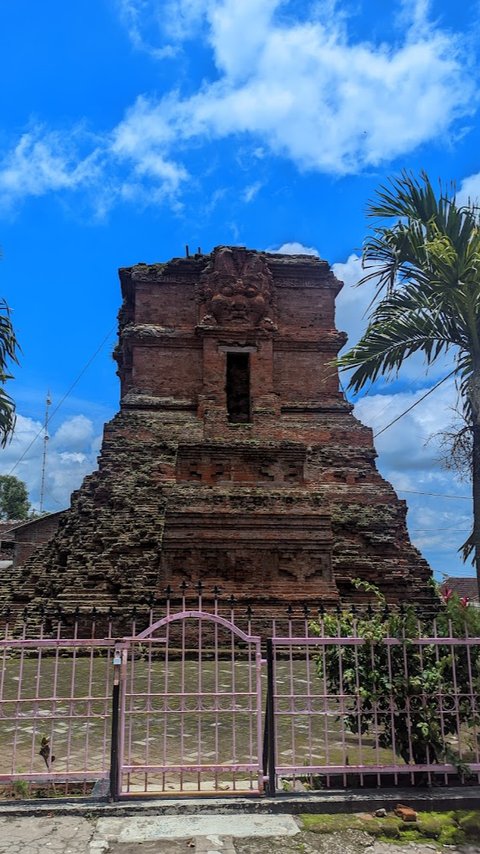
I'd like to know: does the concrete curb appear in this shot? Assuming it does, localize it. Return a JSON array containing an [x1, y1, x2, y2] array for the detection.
[[0, 787, 479, 818]]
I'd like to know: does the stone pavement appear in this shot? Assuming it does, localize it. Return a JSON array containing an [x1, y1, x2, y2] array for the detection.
[[0, 814, 480, 854], [0, 815, 94, 854]]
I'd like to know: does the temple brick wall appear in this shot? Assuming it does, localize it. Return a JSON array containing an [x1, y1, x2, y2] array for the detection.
[[2, 246, 434, 618]]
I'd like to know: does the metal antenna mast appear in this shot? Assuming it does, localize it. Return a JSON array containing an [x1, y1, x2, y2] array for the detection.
[[39, 391, 51, 514]]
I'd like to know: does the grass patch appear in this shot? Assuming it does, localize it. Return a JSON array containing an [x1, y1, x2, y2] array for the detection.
[[300, 809, 480, 846], [300, 813, 372, 834]]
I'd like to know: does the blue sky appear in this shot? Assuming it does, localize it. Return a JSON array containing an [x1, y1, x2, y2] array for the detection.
[[0, 0, 479, 580]]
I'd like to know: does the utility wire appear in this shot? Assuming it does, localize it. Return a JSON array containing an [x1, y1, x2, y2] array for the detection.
[[398, 489, 469, 500], [4, 332, 467, 505], [410, 527, 470, 534], [8, 325, 116, 477], [409, 519, 471, 532], [355, 363, 454, 431], [372, 369, 457, 438]]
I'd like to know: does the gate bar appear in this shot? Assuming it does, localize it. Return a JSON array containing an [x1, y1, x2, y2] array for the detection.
[[265, 638, 276, 796], [109, 647, 122, 802]]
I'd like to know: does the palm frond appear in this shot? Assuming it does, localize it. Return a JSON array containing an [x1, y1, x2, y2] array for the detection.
[[0, 299, 19, 447], [339, 301, 456, 392]]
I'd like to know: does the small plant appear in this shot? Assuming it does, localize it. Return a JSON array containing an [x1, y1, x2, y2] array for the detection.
[[12, 780, 29, 799], [310, 580, 480, 770], [39, 735, 56, 770]]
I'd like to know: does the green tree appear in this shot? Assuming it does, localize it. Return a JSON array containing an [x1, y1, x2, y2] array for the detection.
[[0, 475, 30, 520], [312, 582, 480, 770], [338, 171, 480, 596], [0, 296, 18, 446]]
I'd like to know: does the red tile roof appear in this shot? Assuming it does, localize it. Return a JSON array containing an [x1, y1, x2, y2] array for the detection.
[[441, 577, 479, 602]]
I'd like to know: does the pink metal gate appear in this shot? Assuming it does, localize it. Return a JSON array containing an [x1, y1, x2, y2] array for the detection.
[[116, 610, 264, 797]]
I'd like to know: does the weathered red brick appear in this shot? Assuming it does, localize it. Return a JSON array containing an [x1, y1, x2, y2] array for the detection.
[[3, 247, 434, 617]]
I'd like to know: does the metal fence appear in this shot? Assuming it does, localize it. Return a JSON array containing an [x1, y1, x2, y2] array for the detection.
[[0, 613, 115, 797], [0, 591, 479, 800], [113, 610, 263, 797]]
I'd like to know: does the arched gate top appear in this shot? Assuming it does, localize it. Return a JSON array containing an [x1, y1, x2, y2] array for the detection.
[[131, 609, 260, 645]]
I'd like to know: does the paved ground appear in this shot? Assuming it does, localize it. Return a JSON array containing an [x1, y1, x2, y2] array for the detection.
[[0, 814, 480, 854], [0, 815, 94, 854]]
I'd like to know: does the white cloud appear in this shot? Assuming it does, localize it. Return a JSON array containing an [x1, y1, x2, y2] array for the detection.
[[115, 0, 179, 57], [0, 0, 475, 213], [50, 415, 94, 453], [457, 170, 480, 208], [242, 181, 263, 203], [396, 0, 431, 34], [0, 413, 100, 512], [0, 127, 101, 209], [334, 253, 375, 345], [270, 241, 320, 256], [0, 118, 188, 215], [353, 382, 458, 470], [207, 0, 279, 81], [352, 383, 473, 576], [111, 0, 474, 177]]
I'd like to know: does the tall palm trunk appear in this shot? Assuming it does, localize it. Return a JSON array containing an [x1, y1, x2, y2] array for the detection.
[[470, 369, 480, 599]]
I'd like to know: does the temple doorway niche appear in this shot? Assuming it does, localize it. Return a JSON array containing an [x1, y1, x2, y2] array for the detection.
[[226, 352, 251, 423]]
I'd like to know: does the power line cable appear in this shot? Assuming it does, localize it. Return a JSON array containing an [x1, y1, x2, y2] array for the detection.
[[373, 368, 457, 438], [354, 363, 454, 430], [410, 527, 470, 534], [398, 489, 469, 500], [8, 325, 116, 477], [409, 519, 471, 532], [4, 329, 468, 507]]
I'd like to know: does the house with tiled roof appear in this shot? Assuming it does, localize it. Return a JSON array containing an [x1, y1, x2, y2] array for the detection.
[[440, 576, 479, 605]]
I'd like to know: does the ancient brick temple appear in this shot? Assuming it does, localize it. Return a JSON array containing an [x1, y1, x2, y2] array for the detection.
[[6, 246, 433, 613]]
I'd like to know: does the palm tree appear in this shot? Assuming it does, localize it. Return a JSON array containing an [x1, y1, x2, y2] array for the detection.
[[338, 171, 480, 596], [0, 297, 18, 447]]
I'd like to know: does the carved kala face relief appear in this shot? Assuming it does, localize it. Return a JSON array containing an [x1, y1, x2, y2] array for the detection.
[[199, 248, 273, 326]]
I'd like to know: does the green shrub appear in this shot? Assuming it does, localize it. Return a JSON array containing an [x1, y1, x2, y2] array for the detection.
[[310, 580, 480, 768], [12, 780, 29, 799]]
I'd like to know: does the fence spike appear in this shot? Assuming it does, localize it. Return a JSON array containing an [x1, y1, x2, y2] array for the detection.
[[213, 585, 221, 599], [303, 604, 310, 618]]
